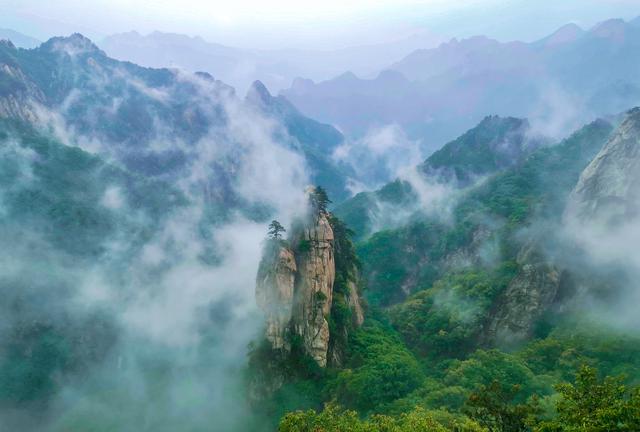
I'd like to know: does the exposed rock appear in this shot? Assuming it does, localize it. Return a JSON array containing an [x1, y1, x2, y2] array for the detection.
[[255, 206, 364, 370], [256, 243, 297, 350], [347, 280, 365, 327], [567, 107, 640, 224], [484, 242, 561, 346], [0, 63, 45, 122], [292, 212, 335, 367]]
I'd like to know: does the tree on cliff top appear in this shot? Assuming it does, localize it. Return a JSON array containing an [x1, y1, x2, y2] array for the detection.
[[310, 186, 332, 214], [268, 220, 286, 239]]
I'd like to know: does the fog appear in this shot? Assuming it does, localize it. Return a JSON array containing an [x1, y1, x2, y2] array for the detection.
[[2, 2, 640, 430], [0, 39, 312, 430]]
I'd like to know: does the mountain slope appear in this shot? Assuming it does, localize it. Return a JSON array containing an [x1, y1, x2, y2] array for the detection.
[[246, 80, 351, 202], [335, 115, 546, 239], [0, 28, 40, 49], [99, 30, 444, 94], [351, 118, 613, 305], [282, 18, 640, 148], [568, 107, 640, 222], [0, 34, 350, 205]]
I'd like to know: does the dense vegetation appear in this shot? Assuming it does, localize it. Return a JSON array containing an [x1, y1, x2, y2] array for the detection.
[[2, 35, 638, 430], [257, 116, 640, 431], [353, 118, 613, 305]]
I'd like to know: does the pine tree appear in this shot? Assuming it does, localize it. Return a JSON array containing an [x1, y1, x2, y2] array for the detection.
[[311, 186, 332, 213], [268, 220, 286, 240]]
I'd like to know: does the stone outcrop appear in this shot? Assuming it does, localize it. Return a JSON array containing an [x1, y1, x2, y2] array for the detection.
[[347, 280, 365, 327], [256, 244, 297, 350], [0, 62, 44, 122], [255, 209, 363, 368], [291, 212, 335, 367], [484, 242, 561, 346], [567, 107, 640, 224]]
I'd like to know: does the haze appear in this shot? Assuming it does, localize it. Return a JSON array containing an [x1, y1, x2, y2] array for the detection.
[[3, 0, 640, 49]]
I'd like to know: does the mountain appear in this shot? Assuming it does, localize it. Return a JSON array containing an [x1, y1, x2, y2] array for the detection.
[[282, 18, 640, 150], [0, 28, 40, 49], [0, 35, 356, 430], [254, 190, 363, 371], [100, 31, 444, 94], [246, 80, 351, 202], [420, 115, 547, 185], [0, 34, 350, 203], [336, 117, 613, 305], [254, 110, 640, 431], [535, 23, 585, 47], [3, 25, 640, 432], [335, 115, 547, 239], [568, 107, 640, 223]]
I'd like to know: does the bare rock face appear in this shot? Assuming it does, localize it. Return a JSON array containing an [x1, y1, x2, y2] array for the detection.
[[567, 107, 640, 224], [347, 280, 365, 327], [256, 244, 297, 350], [0, 63, 45, 122], [292, 212, 335, 367], [484, 242, 561, 346], [255, 209, 364, 369]]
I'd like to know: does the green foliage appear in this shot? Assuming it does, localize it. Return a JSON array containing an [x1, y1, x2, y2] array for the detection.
[[310, 186, 332, 213], [327, 213, 363, 364], [424, 116, 535, 185], [327, 321, 425, 413], [269, 220, 287, 239], [536, 366, 640, 431], [357, 220, 448, 306], [518, 326, 640, 382], [297, 239, 312, 253], [457, 118, 613, 227], [0, 118, 184, 257], [390, 264, 517, 359], [279, 404, 461, 432], [464, 381, 541, 432], [0, 313, 117, 407], [343, 119, 613, 306]]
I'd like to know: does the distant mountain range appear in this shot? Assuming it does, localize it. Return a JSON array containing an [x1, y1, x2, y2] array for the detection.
[[0, 28, 40, 49], [282, 17, 640, 153], [99, 30, 444, 94]]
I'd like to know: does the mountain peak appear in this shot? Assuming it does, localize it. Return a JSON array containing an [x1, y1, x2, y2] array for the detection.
[[334, 71, 359, 82], [542, 23, 585, 46], [590, 18, 627, 39], [195, 71, 215, 82], [246, 80, 273, 104], [42, 33, 102, 55], [0, 39, 16, 50]]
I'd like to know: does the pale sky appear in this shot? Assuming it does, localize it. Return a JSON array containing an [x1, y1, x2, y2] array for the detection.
[[1, 0, 639, 49]]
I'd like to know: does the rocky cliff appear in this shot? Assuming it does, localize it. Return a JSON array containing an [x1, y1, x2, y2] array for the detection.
[[291, 212, 336, 367], [255, 206, 363, 368], [256, 243, 297, 351], [567, 107, 640, 224], [0, 41, 44, 121], [484, 242, 562, 346]]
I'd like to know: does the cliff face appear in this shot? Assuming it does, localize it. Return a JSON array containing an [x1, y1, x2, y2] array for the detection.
[[292, 212, 335, 367], [484, 243, 561, 346], [0, 43, 45, 122], [567, 107, 640, 224], [256, 244, 297, 350], [255, 211, 363, 368]]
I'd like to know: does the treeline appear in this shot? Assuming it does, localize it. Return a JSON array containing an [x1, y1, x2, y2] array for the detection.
[[280, 365, 640, 431]]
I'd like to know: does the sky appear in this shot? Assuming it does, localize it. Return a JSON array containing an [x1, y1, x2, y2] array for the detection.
[[1, 0, 639, 50]]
